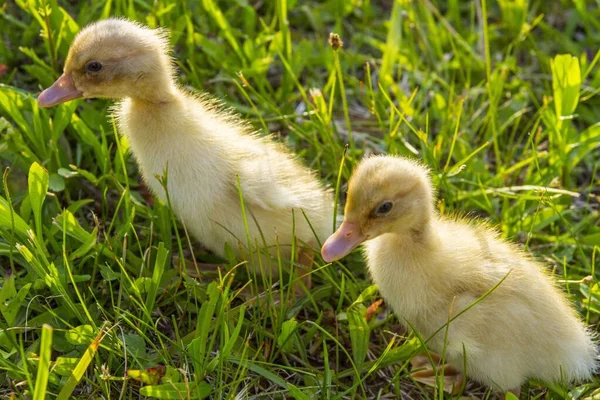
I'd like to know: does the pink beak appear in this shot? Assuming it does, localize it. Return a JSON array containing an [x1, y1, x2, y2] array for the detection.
[[38, 74, 83, 108], [321, 221, 366, 262]]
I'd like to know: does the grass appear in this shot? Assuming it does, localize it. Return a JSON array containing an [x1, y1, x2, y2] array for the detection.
[[1, 0, 600, 398]]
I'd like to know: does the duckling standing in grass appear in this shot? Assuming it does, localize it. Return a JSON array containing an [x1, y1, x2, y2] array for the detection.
[[38, 19, 334, 292], [321, 155, 597, 395]]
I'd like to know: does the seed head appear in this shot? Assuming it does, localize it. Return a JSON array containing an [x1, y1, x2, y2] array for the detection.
[[328, 32, 343, 50]]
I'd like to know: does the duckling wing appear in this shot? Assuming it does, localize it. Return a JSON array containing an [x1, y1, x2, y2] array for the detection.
[[235, 150, 314, 212], [238, 178, 301, 211]]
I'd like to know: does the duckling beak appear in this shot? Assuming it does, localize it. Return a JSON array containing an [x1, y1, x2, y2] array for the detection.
[[321, 221, 366, 262], [38, 74, 82, 108]]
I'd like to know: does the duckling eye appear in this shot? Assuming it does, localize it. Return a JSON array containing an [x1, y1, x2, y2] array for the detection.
[[86, 61, 103, 73], [375, 201, 393, 216]]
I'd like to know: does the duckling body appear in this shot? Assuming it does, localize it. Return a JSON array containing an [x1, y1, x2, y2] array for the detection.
[[367, 220, 595, 390], [118, 94, 332, 260], [38, 19, 333, 272], [322, 155, 597, 392]]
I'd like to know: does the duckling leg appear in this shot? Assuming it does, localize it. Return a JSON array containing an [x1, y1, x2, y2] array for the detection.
[[293, 240, 315, 297]]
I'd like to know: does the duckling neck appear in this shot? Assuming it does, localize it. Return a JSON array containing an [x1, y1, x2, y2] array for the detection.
[[386, 217, 439, 253], [130, 76, 179, 105]]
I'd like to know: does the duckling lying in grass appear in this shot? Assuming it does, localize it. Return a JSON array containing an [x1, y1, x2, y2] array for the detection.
[[321, 155, 597, 395], [38, 18, 334, 292]]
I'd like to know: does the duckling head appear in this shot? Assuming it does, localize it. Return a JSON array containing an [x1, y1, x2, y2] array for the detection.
[[321, 155, 434, 262], [38, 18, 175, 107]]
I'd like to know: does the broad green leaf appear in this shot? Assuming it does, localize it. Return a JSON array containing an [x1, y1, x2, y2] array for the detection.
[[351, 284, 380, 307], [581, 233, 600, 246], [70, 115, 105, 171], [568, 123, 600, 168], [48, 173, 65, 192], [53, 357, 79, 377], [70, 166, 99, 185], [134, 277, 152, 294], [66, 199, 94, 214], [127, 366, 165, 385], [139, 381, 211, 399], [0, 271, 17, 323], [0, 271, 31, 326], [65, 325, 94, 346], [0, 271, 16, 299], [163, 365, 181, 383], [123, 333, 147, 359], [277, 318, 298, 353], [0, 84, 31, 134], [57, 168, 78, 179], [0, 195, 31, 237], [580, 284, 600, 315], [33, 324, 53, 400], [50, 101, 78, 140], [28, 162, 48, 240], [99, 264, 120, 281], [70, 227, 97, 259], [551, 54, 581, 119], [54, 210, 92, 243], [498, 0, 527, 37]]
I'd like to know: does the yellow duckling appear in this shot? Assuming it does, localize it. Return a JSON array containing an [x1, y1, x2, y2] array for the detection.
[[38, 19, 334, 288], [322, 155, 597, 394]]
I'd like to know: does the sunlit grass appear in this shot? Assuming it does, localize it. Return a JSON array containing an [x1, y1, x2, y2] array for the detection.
[[0, 0, 599, 399]]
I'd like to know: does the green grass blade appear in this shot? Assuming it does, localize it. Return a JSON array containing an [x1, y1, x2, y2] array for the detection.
[[380, 0, 403, 83], [57, 326, 105, 400], [33, 324, 53, 400]]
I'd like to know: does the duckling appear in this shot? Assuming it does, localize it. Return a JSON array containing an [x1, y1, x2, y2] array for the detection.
[[38, 18, 334, 290], [321, 155, 597, 395]]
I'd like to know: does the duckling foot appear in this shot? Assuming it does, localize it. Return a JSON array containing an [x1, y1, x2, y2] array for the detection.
[[410, 352, 463, 395]]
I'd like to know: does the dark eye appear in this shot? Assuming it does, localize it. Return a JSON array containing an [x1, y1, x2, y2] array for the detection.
[[375, 201, 393, 216], [86, 61, 103, 72]]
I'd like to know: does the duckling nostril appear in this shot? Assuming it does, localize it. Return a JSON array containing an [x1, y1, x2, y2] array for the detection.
[[321, 221, 366, 262]]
